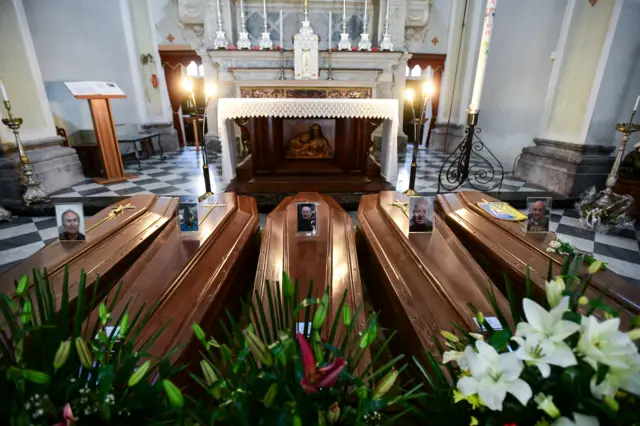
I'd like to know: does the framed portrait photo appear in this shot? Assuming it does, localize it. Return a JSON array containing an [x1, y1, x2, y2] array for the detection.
[[55, 202, 86, 242], [409, 196, 434, 233], [526, 197, 552, 233], [296, 202, 318, 236], [178, 201, 199, 232]]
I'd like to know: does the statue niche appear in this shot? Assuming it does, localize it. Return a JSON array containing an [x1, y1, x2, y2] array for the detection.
[[285, 123, 332, 159]]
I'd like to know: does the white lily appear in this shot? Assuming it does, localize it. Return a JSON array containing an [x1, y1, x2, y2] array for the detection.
[[576, 316, 638, 371], [549, 240, 562, 250], [516, 297, 580, 344], [546, 247, 556, 253], [544, 277, 565, 308], [443, 350, 469, 371], [552, 413, 599, 426], [457, 341, 532, 411], [513, 334, 576, 378], [534, 393, 560, 419]]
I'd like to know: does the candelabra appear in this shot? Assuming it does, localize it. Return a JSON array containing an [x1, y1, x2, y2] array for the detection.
[[599, 114, 640, 205], [279, 49, 286, 80], [213, 0, 229, 49], [327, 50, 334, 80], [437, 111, 504, 193], [236, 0, 251, 49], [338, 1, 351, 51], [403, 83, 433, 196], [379, 0, 394, 51], [259, 0, 274, 50], [2, 101, 48, 205], [357, 25, 372, 51]]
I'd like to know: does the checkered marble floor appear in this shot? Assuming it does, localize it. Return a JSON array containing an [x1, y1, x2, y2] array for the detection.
[[1, 146, 638, 282]]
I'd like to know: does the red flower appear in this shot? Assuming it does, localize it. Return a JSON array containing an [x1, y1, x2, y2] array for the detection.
[[331, 47, 337, 52], [53, 403, 77, 426], [229, 45, 237, 50], [372, 47, 378, 52], [351, 47, 357, 52], [253, 46, 259, 50], [297, 332, 346, 393], [276, 46, 281, 51]]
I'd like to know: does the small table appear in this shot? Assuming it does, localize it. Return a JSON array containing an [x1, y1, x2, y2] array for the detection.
[[118, 132, 166, 168]]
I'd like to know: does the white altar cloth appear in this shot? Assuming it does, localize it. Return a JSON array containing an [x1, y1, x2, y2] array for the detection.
[[217, 98, 399, 183]]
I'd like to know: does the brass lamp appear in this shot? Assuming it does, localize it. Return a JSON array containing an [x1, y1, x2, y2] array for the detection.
[[403, 79, 434, 196]]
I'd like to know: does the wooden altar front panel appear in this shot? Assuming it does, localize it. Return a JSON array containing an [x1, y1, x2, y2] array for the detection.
[[0, 195, 178, 316], [357, 191, 511, 367], [97, 193, 260, 372], [436, 192, 640, 327], [253, 192, 370, 375]]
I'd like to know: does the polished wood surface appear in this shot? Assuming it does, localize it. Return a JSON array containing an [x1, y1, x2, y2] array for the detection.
[[254, 192, 369, 374], [436, 191, 640, 325], [94, 193, 260, 367], [86, 98, 132, 184], [357, 191, 511, 366], [1, 195, 178, 318]]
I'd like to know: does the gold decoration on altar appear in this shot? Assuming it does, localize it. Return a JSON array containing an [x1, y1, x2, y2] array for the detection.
[[86, 204, 136, 233], [285, 123, 332, 159], [199, 201, 227, 225], [389, 200, 409, 218]]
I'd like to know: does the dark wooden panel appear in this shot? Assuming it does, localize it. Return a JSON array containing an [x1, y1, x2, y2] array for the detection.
[[436, 191, 640, 327], [357, 191, 511, 368], [254, 192, 369, 375]]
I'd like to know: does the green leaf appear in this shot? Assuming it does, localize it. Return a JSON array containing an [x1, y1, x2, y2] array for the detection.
[[128, 360, 151, 387], [562, 311, 582, 324], [489, 330, 511, 352], [342, 304, 352, 327], [21, 369, 50, 384], [15, 275, 28, 296], [596, 363, 609, 385], [162, 379, 184, 409], [282, 271, 294, 298]]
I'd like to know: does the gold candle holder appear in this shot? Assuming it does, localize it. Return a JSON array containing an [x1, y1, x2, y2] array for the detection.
[[2, 100, 49, 205]]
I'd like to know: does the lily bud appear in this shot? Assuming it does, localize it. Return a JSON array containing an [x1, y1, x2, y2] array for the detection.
[[192, 323, 207, 342], [628, 328, 640, 341], [119, 313, 129, 336], [342, 305, 352, 327], [53, 340, 71, 370], [313, 293, 329, 330], [475, 312, 485, 325], [200, 359, 221, 399], [21, 369, 50, 384], [605, 396, 619, 412], [588, 260, 605, 275], [16, 275, 28, 296], [544, 277, 565, 308], [282, 271, 294, 298], [318, 412, 326, 426], [244, 329, 272, 366], [292, 414, 302, 426], [74, 337, 93, 369], [578, 296, 589, 305], [534, 393, 560, 419], [440, 330, 458, 343], [162, 379, 184, 409], [372, 368, 398, 400], [128, 360, 151, 387], [327, 402, 340, 423], [263, 383, 278, 408]]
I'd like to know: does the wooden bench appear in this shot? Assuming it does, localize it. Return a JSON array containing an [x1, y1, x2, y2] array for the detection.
[[357, 191, 511, 366], [436, 191, 640, 326], [92, 193, 260, 370], [253, 192, 370, 375], [0, 195, 178, 315]]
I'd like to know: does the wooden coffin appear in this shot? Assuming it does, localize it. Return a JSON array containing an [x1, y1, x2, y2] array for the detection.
[[357, 191, 511, 365], [93, 192, 260, 368], [253, 192, 370, 374], [435, 191, 640, 325], [0, 195, 177, 313]]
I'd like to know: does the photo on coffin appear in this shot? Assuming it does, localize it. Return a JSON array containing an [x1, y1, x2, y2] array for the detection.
[[409, 196, 434, 233], [178, 200, 199, 232], [296, 202, 318, 236], [526, 197, 552, 233], [55, 203, 86, 242]]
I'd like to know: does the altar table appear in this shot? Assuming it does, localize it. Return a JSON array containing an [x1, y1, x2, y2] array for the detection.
[[217, 98, 399, 184]]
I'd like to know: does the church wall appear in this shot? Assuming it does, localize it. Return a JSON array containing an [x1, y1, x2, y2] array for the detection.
[[585, 0, 640, 153], [415, 0, 452, 54], [23, 0, 143, 144], [473, 0, 567, 168], [152, 0, 190, 46]]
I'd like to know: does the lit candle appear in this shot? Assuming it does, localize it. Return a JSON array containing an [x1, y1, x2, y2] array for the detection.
[[0, 79, 8, 102], [329, 12, 332, 48], [634, 95, 640, 112], [469, 0, 497, 113], [280, 10, 284, 47]]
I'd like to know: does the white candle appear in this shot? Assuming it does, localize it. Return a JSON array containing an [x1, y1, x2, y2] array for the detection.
[[363, 0, 368, 21], [469, 0, 497, 113], [0, 79, 8, 102], [240, 0, 245, 16], [329, 12, 332, 48], [280, 10, 284, 47], [262, 0, 267, 20], [386, 0, 390, 18], [343, 0, 346, 17], [634, 95, 640, 112]]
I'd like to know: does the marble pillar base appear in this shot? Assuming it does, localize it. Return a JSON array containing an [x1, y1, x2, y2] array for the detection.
[[514, 138, 615, 197], [429, 122, 466, 153], [140, 122, 179, 152]]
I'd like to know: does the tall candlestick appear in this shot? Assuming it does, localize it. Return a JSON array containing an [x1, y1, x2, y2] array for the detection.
[[259, 0, 274, 49], [338, 0, 351, 50], [634, 95, 640, 112], [237, 0, 251, 49], [363, 0, 368, 21], [304, 0, 309, 21], [280, 10, 284, 47], [263, 0, 267, 19], [469, 0, 497, 113], [380, 0, 393, 50], [0, 80, 8, 102], [329, 12, 332, 48]]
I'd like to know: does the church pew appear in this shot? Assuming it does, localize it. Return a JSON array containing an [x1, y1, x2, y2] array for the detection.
[[253, 192, 370, 375], [435, 191, 640, 326], [357, 191, 511, 367], [0, 195, 178, 316], [92, 192, 260, 370]]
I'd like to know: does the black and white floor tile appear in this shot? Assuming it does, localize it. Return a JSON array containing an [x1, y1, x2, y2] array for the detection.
[[1, 147, 639, 282]]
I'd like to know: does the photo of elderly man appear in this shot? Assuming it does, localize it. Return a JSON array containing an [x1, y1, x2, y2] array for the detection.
[[526, 198, 551, 233], [58, 207, 86, 241], [409, 197, 433, 233]]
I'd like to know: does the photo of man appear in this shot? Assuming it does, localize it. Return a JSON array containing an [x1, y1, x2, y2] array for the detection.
[[526, 197, 552, 233], [179, 202, 199, 232], [55, 203, 86, 242], [409, 197, 433, 233], [296, 203, 317, 235]]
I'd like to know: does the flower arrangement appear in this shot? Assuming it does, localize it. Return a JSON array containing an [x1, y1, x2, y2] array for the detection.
[[414, 256, 640, 426], [546, 238, 604, 268], [0, 269, 184, 425], [576, 186, 635, 234], [187, 273, 419, 425]]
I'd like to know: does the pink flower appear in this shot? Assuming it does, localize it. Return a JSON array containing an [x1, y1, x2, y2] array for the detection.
[[229, 45, 237, 50], [331, 47, 337, 52], [276, 46, 281, 51], [52, 403, 77, 426], [253, 46, 259, 51], [372, 47, 378, 52], [297, 332, 346, 393], [351, 47, 357, 52]]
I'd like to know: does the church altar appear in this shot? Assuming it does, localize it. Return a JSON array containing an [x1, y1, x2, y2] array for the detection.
[[218, 98, 399, 184]]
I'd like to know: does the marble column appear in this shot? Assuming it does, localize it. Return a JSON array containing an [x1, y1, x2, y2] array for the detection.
[[0, 0, 84, 203], [515, 0, 624, 196]]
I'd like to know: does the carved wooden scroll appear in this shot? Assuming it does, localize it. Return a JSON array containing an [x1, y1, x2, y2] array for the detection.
[[357, 191, 511, 367], [436, 191, 640, 327]]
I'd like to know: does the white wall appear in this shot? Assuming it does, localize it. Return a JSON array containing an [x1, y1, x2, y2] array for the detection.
[[474, 0, 566, 167], [152, 0, 189, 46], [417, 0, 452, 54], [23, 0, 143, 142]]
